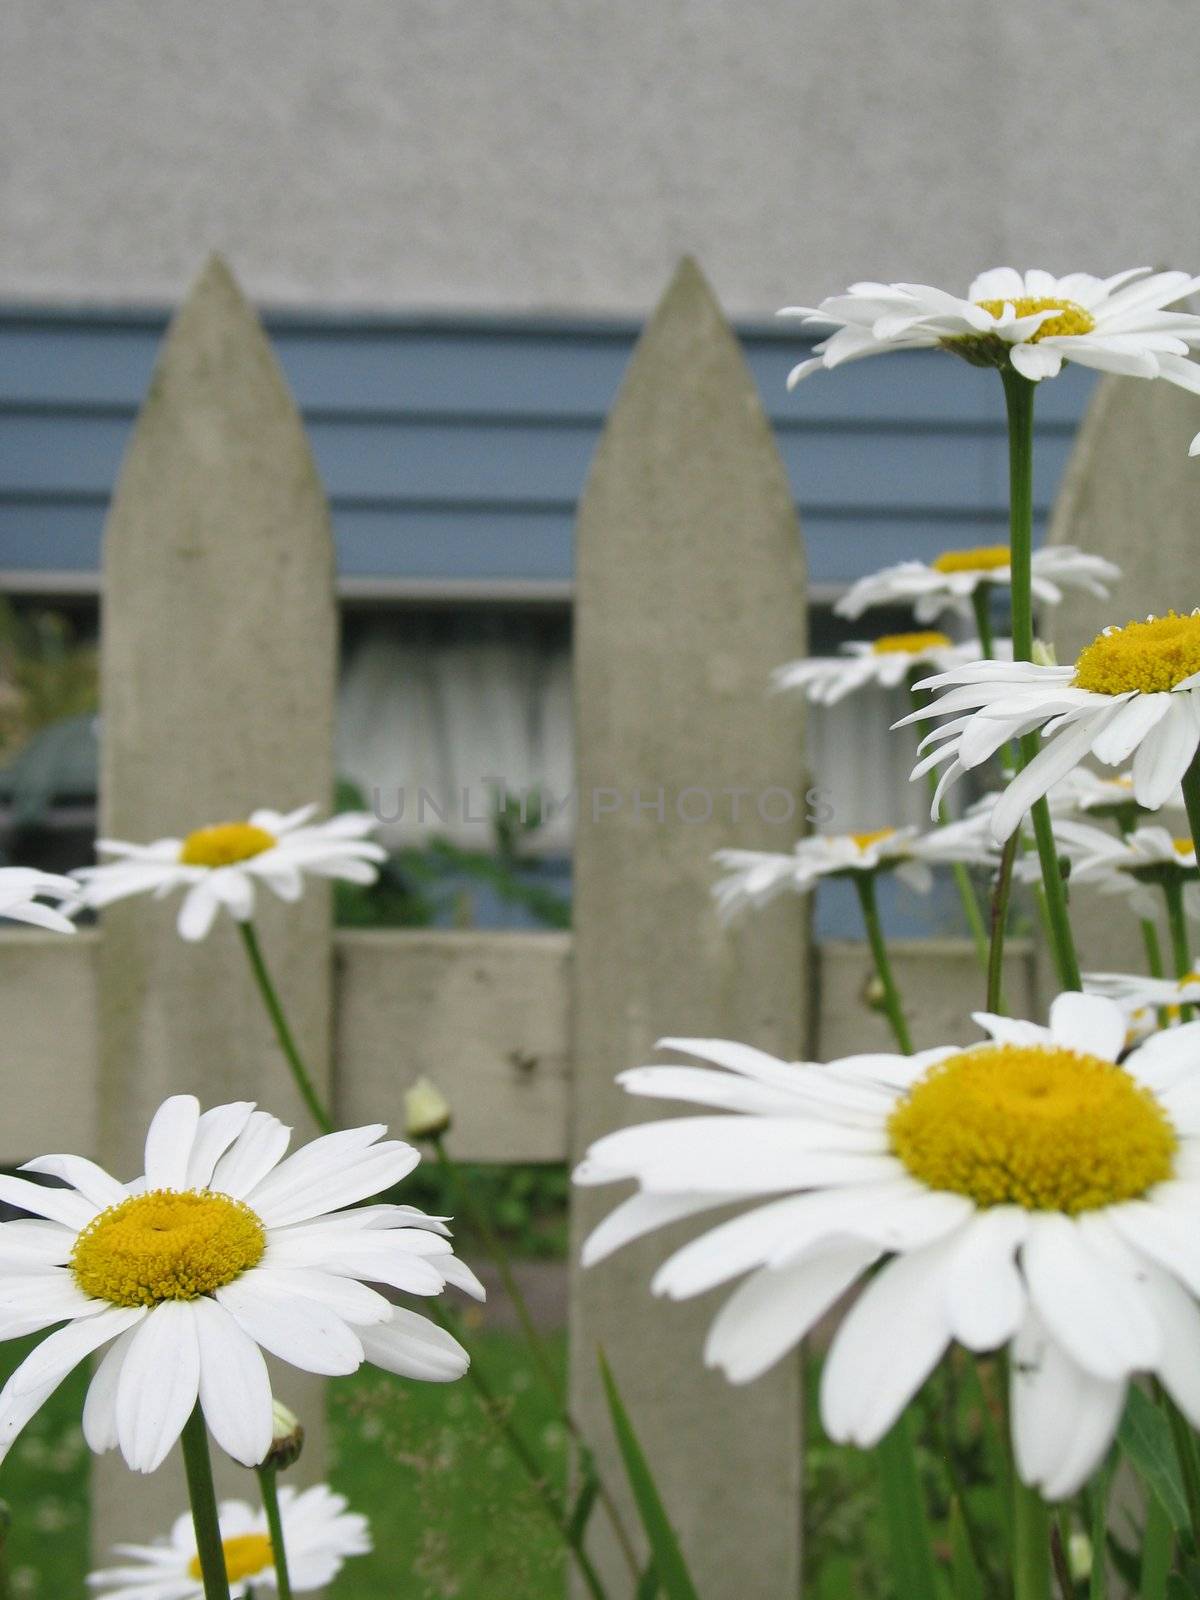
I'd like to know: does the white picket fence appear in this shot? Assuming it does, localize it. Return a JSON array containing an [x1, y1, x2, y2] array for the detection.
[[8, 250, 1187, 1595]]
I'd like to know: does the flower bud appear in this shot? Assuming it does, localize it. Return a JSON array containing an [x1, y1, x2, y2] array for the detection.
[[264, 1399, 304, 1472], [862, 975, 887, 1014], [1031, 638, 1058, 668], [405, 1077, 452, 1140]]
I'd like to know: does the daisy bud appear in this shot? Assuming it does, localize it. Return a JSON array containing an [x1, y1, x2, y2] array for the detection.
[[405, 1076, 453, 1140], [1067, 1532, 1092, 1581], [265, 1399, 304, 1471], [862, 974, 887, 1013], [1030, 638, 1058, 668]]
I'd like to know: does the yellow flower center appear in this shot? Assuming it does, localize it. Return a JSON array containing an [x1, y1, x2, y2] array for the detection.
[[974, 296, 1096, 341], [931, 545, 1010, 575], [888, 1044, 1176, 1213], [1073, 613, 1200, 696], [188, 1533, 274, 1583], [869, 631, 953, 655], [849, 828, 897, 851], [71, 1190, 265, 1308], [1175, 839, 1196, 858], [179, 822, 276, 868]]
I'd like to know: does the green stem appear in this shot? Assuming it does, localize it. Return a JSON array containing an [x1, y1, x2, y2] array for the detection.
[[999, 368, 1081, 994], [181, 1405, 233, 1600], [1000, 369, 1036, 663], [1141, 918, 1166, 980], [1013, 1477, 1051, 1600], [875, 1411, 941, 1600], [1049, 1517, 1073, 1600], [854, 873, 913, 1053], [972, 583, 998, 659], [1163, 877, 1192, 979], [255, 1464, 293, 1600], [1027, 786, 1081, 991], [238, 921, 333, 1135], [988, 835, 1019, 1014]]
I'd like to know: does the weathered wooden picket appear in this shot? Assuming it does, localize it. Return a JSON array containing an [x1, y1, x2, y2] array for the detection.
[[19, 250, 1176, 1596]]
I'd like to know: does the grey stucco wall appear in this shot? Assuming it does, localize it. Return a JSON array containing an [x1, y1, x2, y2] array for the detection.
[[4, 0, 1199, 317]]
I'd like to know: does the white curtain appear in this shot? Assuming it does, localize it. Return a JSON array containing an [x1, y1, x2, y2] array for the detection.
[[336, 614, 574, 850]]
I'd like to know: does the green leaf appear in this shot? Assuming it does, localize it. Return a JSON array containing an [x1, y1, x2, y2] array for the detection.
[[636, 1564, 660, 1599], [1119, 1387, 1190, 1535], [566, 1467, 600, 1546], [598, 1351, 701, 1600], [948, 1497, 984, 1600], [874, 1412, 941, 1600]]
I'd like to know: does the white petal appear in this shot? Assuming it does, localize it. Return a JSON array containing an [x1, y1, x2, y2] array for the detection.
[[0, 1305, 144, 1462], [176, 882, 222, 941], [991, 711, 1118, 841], [82, 1325, 140, 1454], [944, 1208, 1028, 1349], [116, 1301, 201, 1472], [17, 1155, 126, 1211], [820, 1239, 956, 1444], [1023, 1214, 1160, 1379], [1089, 694, 1172, 766], [582, 1192, 742, 1267], [358, 1306, 469, 1382], [0, 1176, 97, 1230], [1132, 694, 1200, 809], [185, 1102, 257, 1190], [708, 1242, 879, 1385], [192, 1295, 273, 1467], [215, 1272, 364, 1375], [209, 1111, 291, 1198], [254, 1265, 393, 1324], [1010, 1312, 1125, 1501], [1047, 993, 1127, 1061], [143, 1096, 201, 1191]]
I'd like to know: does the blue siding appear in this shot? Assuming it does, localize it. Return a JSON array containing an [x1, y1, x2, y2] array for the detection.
[[0, 309, 1096, 590]]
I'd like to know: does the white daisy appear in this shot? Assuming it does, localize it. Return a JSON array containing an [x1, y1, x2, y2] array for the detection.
[[1085, 969, 1200, 1029], [577, 993, 1200, 1500], [713, 820, 996, 921], [0, 867, 78, 934], [783, 268, 1200, 389], [834, 546, 1119, 625], [70, 806, 386, 941], [906, 612, 1200, 841], [0, 1095, 482, 1474], [1038, 767, 1185, 820], [1015, 820, 1200, 920], [88, 1482, 370, 1597], [772, 632, 1008, 705]]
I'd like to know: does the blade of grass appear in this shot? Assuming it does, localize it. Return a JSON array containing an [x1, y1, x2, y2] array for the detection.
[[875, 1411, 941, 1600], [598, 1351, 701, 1600], [1119, 1387, 1189, 1536]]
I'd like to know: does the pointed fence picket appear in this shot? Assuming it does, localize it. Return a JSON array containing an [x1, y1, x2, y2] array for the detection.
[[0, 255, 1044, 1594]]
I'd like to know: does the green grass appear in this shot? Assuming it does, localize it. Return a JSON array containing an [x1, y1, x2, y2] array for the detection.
[[0, 1328, 569, 1598]]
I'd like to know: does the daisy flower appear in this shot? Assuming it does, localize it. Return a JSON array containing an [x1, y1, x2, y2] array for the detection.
[[712, 820, 996, 920], [1039, 766, 1185, 821], [0, 1095, 481, 1474], [906, 612, 1200, 840], [771, 632, 1007, 705], [1085, 969, 1200, 1033], [834, 547, 1119, 625], [0, 867, 78, 934], [1024, 821, 1200, 922], [88, 1482, 370, 1597], [577, 993, 1200, 1499], [70, 806, 386, 941], [783, 268, 1200, 389]]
